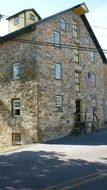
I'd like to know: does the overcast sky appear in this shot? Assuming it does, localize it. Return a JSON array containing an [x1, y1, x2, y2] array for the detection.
[[0, 0, 107, 52]]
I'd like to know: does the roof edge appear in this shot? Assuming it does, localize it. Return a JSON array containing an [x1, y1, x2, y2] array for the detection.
[[81, 14, 107, 63], [7, 8, 41, 20], [36, 3, 88, 26], [72, 2, 89, 15], [0, 23, 36, 42]]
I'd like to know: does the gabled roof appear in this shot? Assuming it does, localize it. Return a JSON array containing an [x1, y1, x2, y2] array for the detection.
[[6, 8, 41, 20], [81, 14, 107, 63], [36, 2, 88, 25], [1, 3, 107, 63], [35, 2, 106, 63]]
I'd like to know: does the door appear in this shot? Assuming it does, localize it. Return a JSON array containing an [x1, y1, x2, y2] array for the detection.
[[75, 100, 81, 121]]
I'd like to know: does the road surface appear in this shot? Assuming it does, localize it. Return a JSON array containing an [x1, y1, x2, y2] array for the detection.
[[0, 129, 107, 190]]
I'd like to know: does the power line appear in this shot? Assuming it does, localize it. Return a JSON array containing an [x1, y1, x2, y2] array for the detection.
[[92, 26, 107, 30], [11, 38, 107, 54]]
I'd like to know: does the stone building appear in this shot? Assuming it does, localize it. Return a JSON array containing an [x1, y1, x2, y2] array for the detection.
[[0, 3, 107, 147]]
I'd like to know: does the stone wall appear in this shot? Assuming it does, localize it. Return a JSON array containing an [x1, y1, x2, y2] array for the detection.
[[0, 36, 39, 147], [34, 10, 105, 140]]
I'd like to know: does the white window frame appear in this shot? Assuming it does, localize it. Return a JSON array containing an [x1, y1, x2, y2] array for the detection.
[[73, 20, 79, 39], [91, 73, 96, 87], [75, 71, 81, 92], [74, 44, 79, 64], [60, 18, 66, 31], [85, 33, 90, 45], [55, 96, 62, 112], [12, 133, 21, 143], [30, 14, 35, 21], [13, 63, 20, 79], [53, 31, 61, 47], [90, 51, 95, 63], [92, 97, 97, 111], [12, 99, 20, 117], [54, 63, 61, 79], [14, 16, 19, 25]]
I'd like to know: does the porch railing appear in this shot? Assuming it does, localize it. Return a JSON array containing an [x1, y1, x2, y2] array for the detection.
[[74, 111, 99, 134]]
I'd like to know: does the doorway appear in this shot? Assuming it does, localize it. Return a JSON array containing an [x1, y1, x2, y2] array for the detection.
[[75, 100, 82, 121]]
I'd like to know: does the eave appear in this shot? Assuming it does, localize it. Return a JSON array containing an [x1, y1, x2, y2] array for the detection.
[[72, 3, 89, 15], [81, 14, 107, 63]]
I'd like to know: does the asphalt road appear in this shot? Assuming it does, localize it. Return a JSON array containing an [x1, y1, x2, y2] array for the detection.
[[0, 129, 107, 190]]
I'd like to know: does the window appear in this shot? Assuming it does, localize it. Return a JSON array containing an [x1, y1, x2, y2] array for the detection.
[[53, 31, 61, 47], [14, 16, 19, 25], [12, 133, 21, 143], [12, 99, 20, 117], [30, 14, 35, 21], [85, 34, 90, 45], [92, 97, 97, 111], [60, 18, 66, 31], [89, 51, 95, 63], [73, 20, 79, 39], [54, 63, 61, 79], [55, 96, 62, 112], [91, 74, 96, 87], [13, 63, 20, 79], [74, 44, 79, 64], [75, 71, 81, 92]]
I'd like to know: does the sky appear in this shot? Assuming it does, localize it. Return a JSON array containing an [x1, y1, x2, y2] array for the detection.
[[0, 0, 107, 52]]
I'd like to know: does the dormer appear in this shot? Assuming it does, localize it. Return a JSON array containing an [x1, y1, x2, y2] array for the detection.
[[7, 9, 41, 33]]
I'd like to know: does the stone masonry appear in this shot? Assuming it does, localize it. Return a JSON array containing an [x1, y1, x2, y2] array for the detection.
[[0, 4, 106, 147]]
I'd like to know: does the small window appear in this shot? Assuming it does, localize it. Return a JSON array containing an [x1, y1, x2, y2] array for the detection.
[[12, 99, 20, 117], [55, 96, 62, 112], [13, 63, 20, 79], [54, 63, 61, 79], [85, 34, 90, 45], [52, 31, 61, 47], [91, 74, 96, 87], [73, 20, 79, 39], [14, 16, 19, 25], [12, 133, 21, 143], [92, 98, 97, 111], [74, 44, 79, 64], [60, 18, 66, 31], [30, 14, 35, 21], [89, 51, 95, 63], [75, 71, 81, 92]]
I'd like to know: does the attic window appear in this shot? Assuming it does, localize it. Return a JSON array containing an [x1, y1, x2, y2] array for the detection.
[[30, 14, 35, 21], [60, 18, 66, 31], [73, 20, 79, 39], [85, 34, 90, 45], [14, 16, 19, 25]]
